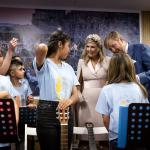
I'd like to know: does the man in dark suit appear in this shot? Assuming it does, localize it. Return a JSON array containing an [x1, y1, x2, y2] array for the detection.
[[104, 31, 150, 101]]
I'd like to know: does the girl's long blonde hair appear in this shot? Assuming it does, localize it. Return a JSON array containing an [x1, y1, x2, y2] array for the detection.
[[107, 53, 148, 98]]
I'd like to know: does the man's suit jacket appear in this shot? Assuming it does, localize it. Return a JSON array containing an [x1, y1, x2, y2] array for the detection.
[[128, 43, 150, 100]]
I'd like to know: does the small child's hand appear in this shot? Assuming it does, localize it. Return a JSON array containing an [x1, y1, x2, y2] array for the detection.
[[9, 38, 18, 51], [0, 91, 10, 98], [27, 95, 34, 104], [27, 103, 37, 107]]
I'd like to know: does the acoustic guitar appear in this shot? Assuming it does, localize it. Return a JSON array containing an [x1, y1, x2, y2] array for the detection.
[[85, 122, 97, 150], [57, 107, 69, 150]]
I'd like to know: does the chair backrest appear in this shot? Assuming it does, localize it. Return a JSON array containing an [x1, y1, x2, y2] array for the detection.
[[0, 98, 18, 143], [118, 103, 150, 149]]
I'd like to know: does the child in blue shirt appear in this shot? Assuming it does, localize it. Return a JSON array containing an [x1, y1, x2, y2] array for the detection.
[[8, 58, 35, 150], [8, 59, 33, 107], [33, 29, 79, 150], [0, 75, 19, 150], [95, 53, 149, 150]]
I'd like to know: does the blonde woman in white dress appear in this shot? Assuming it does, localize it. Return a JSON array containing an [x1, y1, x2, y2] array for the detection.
[[77, 34, 110, 142]]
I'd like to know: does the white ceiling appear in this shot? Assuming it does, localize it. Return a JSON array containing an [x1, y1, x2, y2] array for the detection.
[[0, 0, 150, 12]]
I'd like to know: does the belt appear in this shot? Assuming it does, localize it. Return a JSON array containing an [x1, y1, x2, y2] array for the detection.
[[38, 100, 59, 107]]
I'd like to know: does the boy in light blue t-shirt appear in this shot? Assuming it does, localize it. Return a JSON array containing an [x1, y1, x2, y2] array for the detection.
[[8, 59, 33, 107], [0, 75, 19, 150]]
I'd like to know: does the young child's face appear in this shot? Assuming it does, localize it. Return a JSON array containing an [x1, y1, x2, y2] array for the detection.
[[12, 65, 25, 79]]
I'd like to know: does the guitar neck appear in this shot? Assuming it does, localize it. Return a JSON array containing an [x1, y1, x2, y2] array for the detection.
[[86, 124, 97, 150], [61, 124, 68, 150]]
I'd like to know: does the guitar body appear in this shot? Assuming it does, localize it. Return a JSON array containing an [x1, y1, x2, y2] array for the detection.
[[85, 122, 97, 150], [57, 108, 69, 150]]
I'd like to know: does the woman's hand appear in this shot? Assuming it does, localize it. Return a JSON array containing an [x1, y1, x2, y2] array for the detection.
[[58, 99, 73, 110]]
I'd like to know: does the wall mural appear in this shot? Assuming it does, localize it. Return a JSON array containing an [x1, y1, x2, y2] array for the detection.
[[0, 8, 140, 95]]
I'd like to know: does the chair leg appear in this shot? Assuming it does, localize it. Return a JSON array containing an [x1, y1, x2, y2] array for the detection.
[[11, 143, 16, 150], [24, 124, 27, 150]]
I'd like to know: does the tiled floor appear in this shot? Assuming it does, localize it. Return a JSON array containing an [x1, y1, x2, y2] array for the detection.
[[24, 138, 109, 150], [78, 141, 109, 150]]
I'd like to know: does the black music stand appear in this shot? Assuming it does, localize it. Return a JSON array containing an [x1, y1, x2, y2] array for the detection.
[[19, 106, 37, 150], [118, 103, 150, 149], [19, 106, 37, 127], [0, 98, 19, 143]]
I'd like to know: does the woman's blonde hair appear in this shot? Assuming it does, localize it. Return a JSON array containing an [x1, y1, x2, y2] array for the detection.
[[107, 53, 148, 98], [81, 34, 105, 64]]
